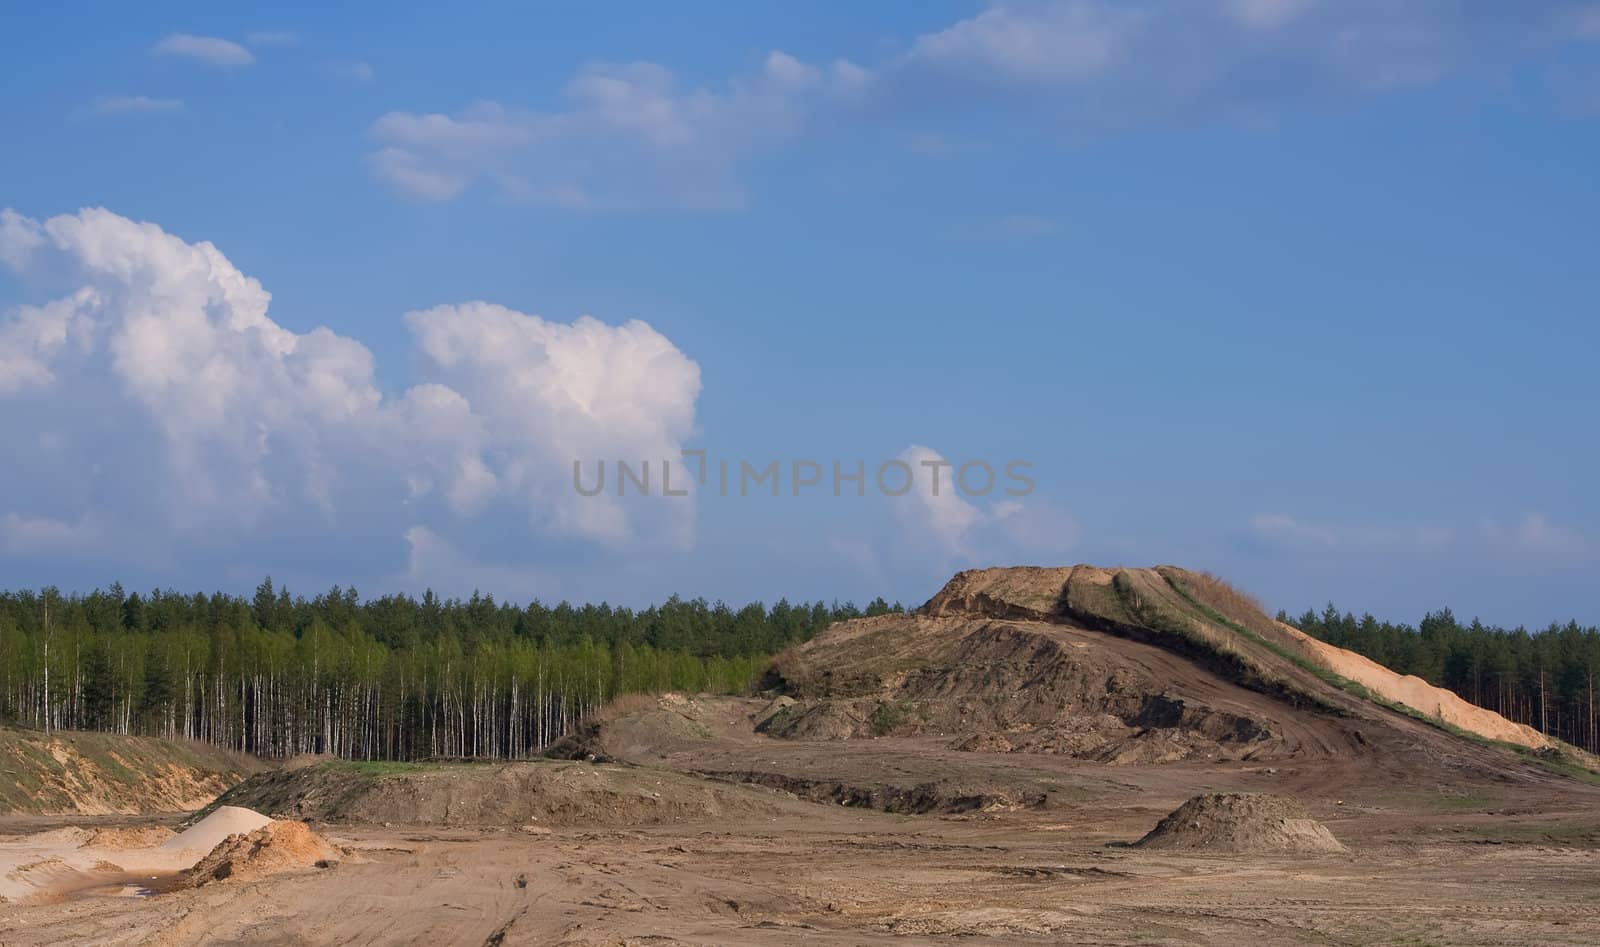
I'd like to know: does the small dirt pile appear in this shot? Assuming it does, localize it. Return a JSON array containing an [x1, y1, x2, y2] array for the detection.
[[182, 820, 341, 887], [1134, 792, 1346, 854]]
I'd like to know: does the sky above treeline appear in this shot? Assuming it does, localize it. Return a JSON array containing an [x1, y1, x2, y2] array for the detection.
[[1, 1, 1598, 626]]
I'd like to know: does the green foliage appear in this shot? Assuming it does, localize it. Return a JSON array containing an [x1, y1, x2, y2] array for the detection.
[[0, 581, 879, 762]]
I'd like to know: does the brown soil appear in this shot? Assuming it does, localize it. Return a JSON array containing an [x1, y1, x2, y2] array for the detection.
[[0, 726, 256, 816], [7, 566, 1600, 943], [210, 758, 809, 827], [7, 788, 1600, 944], [181, 821, 340, 888], [1133, 792, 1347, 853], [749, 565, 1586, 769]]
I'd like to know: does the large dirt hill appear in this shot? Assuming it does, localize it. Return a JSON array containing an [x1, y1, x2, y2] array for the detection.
[[757, 565, 1570, 766], [0, 726, 256, 815]]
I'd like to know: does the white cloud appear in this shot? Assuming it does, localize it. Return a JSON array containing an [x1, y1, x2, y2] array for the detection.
[[362, 2, 1600, 210], [405, 301, 701, 545], [0, 209, 45, 270], [368, 55, 866, 207], [894, 445, 983, 557], [0, 207, 701, 563], [153, 33, 255, 67], [82, 96, 186, 117], [246, 31, 299, 47], [905, 0, 1148, 84], [0, 288, 100, 393], [888, 445, 1076, 566]]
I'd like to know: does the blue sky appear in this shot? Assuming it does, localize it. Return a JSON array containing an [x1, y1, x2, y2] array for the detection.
[[2, 1, 1598, 626]]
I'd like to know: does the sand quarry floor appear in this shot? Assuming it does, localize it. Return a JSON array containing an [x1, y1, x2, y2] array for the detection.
[[4, 748, 1600, 946]]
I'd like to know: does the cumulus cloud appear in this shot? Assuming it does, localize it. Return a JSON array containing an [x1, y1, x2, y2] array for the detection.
[[365, 1, 1600, 209], [0, 207, 701, 566], [894, 445, 983, 557], [405, 301, 701, 544], [153, 33, 255, 67]]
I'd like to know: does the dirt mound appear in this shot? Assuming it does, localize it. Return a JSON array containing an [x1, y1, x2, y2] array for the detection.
[[181, 820, 341, 887], [1134, 792, 1346, 854], [164, 805, 274, 853], [0, 726, 257, 815], [761, 608, 1298, 764], [211, 758, 801, 827], [753, 565, 1576, 768]]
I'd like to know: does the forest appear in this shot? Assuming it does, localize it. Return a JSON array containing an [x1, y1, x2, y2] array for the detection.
[[0, 580, 900, 761], [1289, 604, 1600, 753], [5, 577, 1598, 760]]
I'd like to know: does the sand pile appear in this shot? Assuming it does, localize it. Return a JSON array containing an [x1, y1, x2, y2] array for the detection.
[[182, 820, 340, 887], [1135, 793, 1346, 854], [162, 805, 274, 854]]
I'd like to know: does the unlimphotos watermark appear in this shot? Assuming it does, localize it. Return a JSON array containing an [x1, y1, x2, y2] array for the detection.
[[573, 451, 1034, 498]]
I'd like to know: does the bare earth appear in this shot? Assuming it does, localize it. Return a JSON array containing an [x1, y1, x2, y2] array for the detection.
[[4, 745, 1600, 946], [5, 566, 1600, 945]]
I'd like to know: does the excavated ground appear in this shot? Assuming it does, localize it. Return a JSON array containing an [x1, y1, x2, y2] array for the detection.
[[0, 727, 256, 816], [5, 566, 1600, 944]]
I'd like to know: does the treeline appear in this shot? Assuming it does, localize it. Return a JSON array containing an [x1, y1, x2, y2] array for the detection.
[[1290, 605, 1600, 752], [0, 580, 903, 761]]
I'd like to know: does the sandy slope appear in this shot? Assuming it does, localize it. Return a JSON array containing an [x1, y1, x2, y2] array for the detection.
[[1276, 620, 1553, 748], [0, 727, 255, 816]]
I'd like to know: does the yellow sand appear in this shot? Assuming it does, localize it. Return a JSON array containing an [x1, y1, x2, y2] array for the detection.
[[1277, 622, 1551, 749]]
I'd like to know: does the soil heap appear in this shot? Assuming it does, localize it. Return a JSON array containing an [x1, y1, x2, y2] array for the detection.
[[753, 565, 1563, 764], [182, 820, 341, 887], [1134, 792, 1346, 854]]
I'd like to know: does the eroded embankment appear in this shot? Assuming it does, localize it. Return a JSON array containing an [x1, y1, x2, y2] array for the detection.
[[207, 758, 800, 827], [0, 726, 256, 815]]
